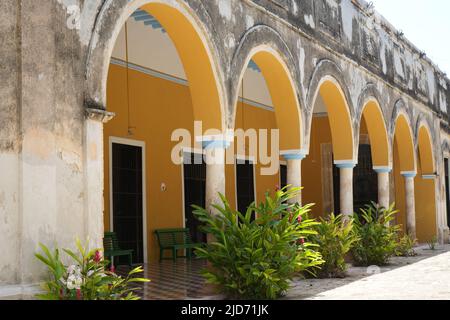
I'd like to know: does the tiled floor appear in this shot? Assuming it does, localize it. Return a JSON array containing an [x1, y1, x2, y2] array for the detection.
[[116, 259, 221, 300], [117, 245, 450, 300]]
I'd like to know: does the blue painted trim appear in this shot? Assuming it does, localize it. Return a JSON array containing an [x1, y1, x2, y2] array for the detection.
[[238, 97, 273, 111], [132, 9, 166, 32], [110, 58, 276, 112], [422, 174, 437, 180], [202, 140, 231, 150], [131, 10, 148, 18], [248, 60, 261, 73], [110, 58, 189, 86], [335, 161, 357, 169], [374, 167, 392, 174], [282, 153, 306, 160], [401, 172, 417, 178]]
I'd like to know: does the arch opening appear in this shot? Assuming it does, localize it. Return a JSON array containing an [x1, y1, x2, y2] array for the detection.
[[227, 47, 303, 211], [351, 99, 389, 213], [302, 77, 354, 217], [393, 114, 416, 235], [415, 125, 437, 243], [361, 100, 390, 168], [102, 3, 225, 264]]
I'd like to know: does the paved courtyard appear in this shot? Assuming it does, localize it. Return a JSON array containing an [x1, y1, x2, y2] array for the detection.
[[286, 244, 450, 300]]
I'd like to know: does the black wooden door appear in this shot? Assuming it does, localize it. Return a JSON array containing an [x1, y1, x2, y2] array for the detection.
[[445, 159, 450, 229], [112, 143, 144, 264], [183, 153, 207, 243], [280, 164, 288, 190], [353, 145, 378, 214], [333, 145, 378, 215], [236, 160, 255, 218]]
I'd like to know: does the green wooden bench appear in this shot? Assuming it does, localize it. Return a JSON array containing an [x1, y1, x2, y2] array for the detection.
[[154, 228, 203, 262], [103, 232, 133, 266]]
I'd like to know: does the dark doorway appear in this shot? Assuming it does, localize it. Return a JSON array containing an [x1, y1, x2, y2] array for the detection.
[[333, 144, 378, 215], [445, 159, 450, 229], [353, 145, 378, 213], [236, 160, 256, 217], [111, 142, 144, 264], [280, 164, 288, 190], [183, 152, 207, 243]]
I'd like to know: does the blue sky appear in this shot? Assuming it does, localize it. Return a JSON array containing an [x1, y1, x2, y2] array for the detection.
[[371, 0, 450, 75]]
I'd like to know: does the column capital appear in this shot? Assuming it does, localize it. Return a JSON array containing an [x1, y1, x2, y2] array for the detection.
[[85, 108, 115, 123], [401, 171, 417, 178], [280, 149, 307, 160], [196, 134, 232, 150], [334, 160, 357, 169], [374, 166, 392, 174], [422, 174, 437, 180]]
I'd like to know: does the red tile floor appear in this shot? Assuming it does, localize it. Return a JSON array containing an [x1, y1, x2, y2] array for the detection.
[[116, 259, 220, 300]]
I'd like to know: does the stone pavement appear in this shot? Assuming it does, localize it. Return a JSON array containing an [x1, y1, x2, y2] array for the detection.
[[285, 244, 450, 300]]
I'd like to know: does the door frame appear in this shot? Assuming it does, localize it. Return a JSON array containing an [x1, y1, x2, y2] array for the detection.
[[109, 136, 148, 264]]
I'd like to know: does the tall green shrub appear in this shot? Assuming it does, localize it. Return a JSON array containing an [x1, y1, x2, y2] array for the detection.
[[193, 188, 324, 299], [351, 202, 400, 266], [309, 213, 359, 278]]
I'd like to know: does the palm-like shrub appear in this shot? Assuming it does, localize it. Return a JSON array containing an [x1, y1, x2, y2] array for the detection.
[[309, 213, 359, 278], [35, 239, 150, 300], [395, 234, 417, 257], [351, 203, 400, 266], [193, 187, 324, 300]]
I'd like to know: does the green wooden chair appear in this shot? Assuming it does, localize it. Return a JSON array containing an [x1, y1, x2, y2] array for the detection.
[[103, 232, 133, 266]]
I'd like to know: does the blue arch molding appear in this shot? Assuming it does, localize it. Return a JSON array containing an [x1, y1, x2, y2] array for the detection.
[[130, 9, 261, 73], [131, 9, 166, 33], [248, 60, 261, 73]]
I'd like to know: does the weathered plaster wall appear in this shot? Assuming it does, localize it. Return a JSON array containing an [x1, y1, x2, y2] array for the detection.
[[0, 0, 20, 286], [1, 0, 450, 294]]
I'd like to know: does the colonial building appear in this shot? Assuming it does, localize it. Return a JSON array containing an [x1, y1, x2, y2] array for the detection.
[[1, 0, 450, 297]]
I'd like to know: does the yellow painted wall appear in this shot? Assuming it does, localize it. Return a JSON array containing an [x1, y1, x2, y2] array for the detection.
[[393, 141, 407, 235], [303, 116, 332, 218], [105, 64, 195, 262], [105, 64, 280, 262], [232, 100, 280, 208], [415, 162, 437, 243]]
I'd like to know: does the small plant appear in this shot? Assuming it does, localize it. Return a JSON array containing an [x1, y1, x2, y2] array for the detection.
[[309, 213, 359, 278], [395, 234, 418, 257], [351, 202, 400, 266], [427, 236, 438, 250], [35, 238, 150, 300], [193, 187, 324, 300]]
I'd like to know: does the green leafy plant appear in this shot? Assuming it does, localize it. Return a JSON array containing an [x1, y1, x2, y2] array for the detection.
[[193, 187, 324, 300], [351, 202, 400, 266], [35, 238, 150, 300], [427, 236, 438, 250], [395, 234, 417, 257], [309, 213, 359, 278]]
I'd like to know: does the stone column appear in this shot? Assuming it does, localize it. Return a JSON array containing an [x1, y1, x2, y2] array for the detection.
[[84, 108, 115, 248], [374, 166, 392, 209], [281, 151, 307, 205], [402, 171, 417, 239], [199, 136, 230, 244], [335, 161, 356, 218], [198, 136, 231, 215]]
